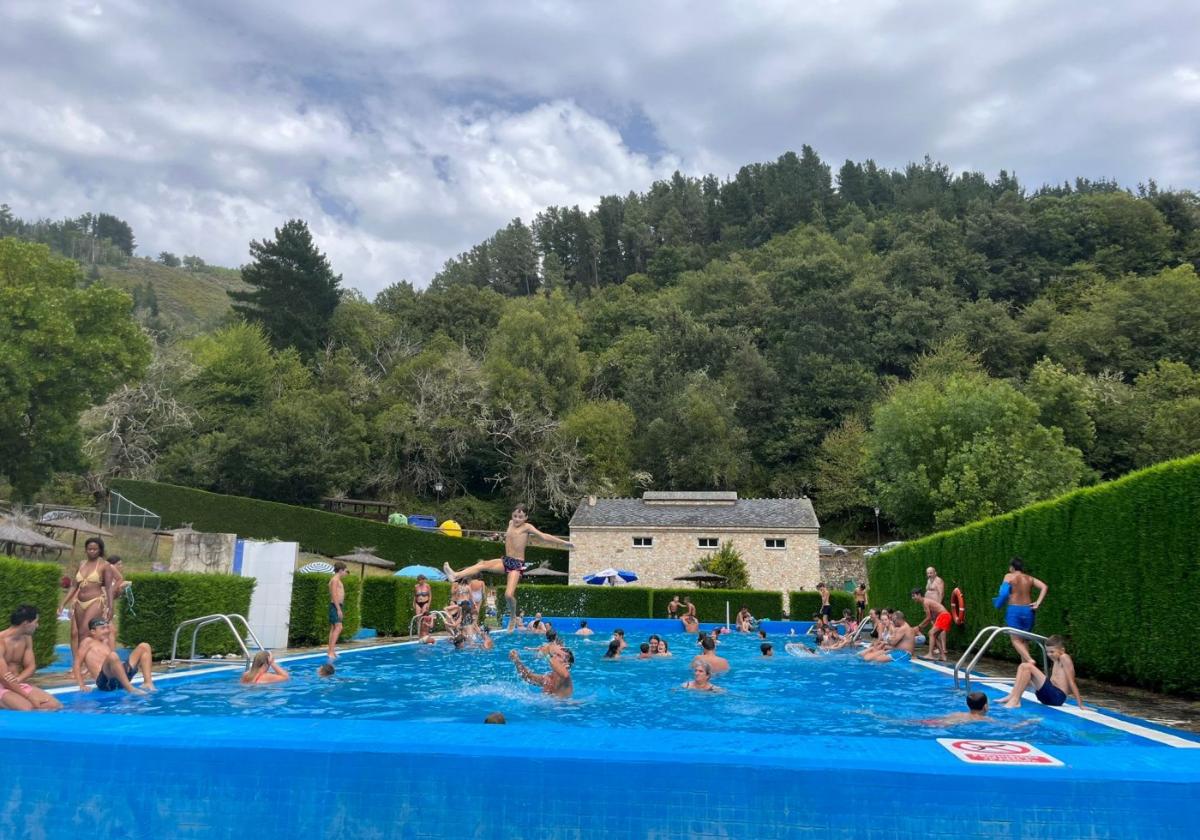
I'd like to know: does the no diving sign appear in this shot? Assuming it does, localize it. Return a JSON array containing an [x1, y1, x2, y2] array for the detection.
[[937, 739, 1063, 767]]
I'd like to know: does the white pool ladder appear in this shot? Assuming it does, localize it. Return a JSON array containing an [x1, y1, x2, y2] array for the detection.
[[408, 610, 452, 637], [169, 614, 266, 669], [953, 625, 1049, 692]]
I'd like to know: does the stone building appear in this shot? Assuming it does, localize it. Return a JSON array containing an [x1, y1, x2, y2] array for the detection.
[[567, 491, 820, 593]]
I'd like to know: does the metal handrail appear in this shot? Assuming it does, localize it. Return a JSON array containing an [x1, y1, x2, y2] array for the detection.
[[408, 610, 451, 638], [849, 617, 875, 643], [169, 614, 266, 668], [953, 625, 1048, 691]]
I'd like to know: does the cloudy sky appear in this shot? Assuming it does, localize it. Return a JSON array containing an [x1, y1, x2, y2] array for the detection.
[[2, 1, 1198, 295]]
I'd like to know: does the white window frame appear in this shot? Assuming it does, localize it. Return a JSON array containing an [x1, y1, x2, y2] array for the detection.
[[765, 538, 787, 550], [697, 537, 718, 549], [632, 536, 654, 548]]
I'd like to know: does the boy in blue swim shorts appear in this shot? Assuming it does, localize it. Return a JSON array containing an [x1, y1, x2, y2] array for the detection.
[[994, 556, 1048, 663], [1002, 635, 1085, 709]]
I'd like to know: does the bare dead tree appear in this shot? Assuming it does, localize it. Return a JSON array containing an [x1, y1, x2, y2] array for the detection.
[[483, 403, 586, 516]]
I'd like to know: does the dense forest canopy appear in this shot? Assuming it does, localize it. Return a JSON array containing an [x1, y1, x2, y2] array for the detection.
[[4, 147, 1200, 538]]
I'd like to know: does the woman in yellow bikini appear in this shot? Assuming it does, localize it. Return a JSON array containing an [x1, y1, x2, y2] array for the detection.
[[59, 537, 115, 661]]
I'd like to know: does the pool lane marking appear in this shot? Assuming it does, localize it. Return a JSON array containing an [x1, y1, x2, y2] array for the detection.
[[44, 639, 430, 695], [907, 656, 1200, 749]]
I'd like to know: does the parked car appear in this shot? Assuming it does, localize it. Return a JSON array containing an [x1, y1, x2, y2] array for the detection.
[[863, 540, 904, 559], [818, 538, 848, 557]]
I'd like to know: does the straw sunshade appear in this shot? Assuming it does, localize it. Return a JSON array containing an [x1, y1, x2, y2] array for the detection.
[[333, 547, 396, 577], [672, 570, 729, 587], [522, 564, 569, 579], [38, 516, 113, 549], [0, 519, 73, 555]]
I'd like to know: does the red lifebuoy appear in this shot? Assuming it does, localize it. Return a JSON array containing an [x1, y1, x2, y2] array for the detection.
[[950, 587, 966, 626]]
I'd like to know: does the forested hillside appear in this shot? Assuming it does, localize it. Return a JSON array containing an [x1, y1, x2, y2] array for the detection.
[[6, 148, 1200, 538]]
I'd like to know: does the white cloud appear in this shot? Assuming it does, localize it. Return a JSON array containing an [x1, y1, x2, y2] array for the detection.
[[0, 0, 1197, 295]]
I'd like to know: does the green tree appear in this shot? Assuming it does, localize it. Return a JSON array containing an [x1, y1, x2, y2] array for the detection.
[[642, 372, 748, 489], [158, 251, 181, 267], [484, 292, 585, 415], [697, 541, 749, 589], [814, 417, 872, 528], [867, 370, 1086, 534], [560, 400, 636, 493], [1022, 358, 1097, 453], [229, 219, 342, 358], [0, 238, 150, 498]]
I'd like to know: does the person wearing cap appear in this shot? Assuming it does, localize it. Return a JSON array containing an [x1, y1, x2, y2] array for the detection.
[[73, 617, 156, 694]]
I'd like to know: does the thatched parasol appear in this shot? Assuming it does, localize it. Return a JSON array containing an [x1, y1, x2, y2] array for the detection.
[[0, 518, 73, 556], [673, 570, 729, 588], [38, 516, 113, 550], [522, 563, 569, 579], [333, 547, 396, 578]]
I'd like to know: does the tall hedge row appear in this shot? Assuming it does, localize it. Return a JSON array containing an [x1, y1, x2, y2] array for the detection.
[[361, 577, 450, 636], [111, 479, 566, 571], [118, 573, 255, 660], [650, 589, 785, 621], [867, 454, 1200, 695], [288, 573, 362, 646], [789, 590, 856, 620], [0, 556, 62, 666], [519, 585, 654, 618]]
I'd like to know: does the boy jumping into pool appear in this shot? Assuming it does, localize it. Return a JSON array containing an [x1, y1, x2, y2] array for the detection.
[[444, 505, 573, 627], [509, 647, 574, 698], [911, 588, 951, 661], [1001, 635, 1085, 709], [328, 562, 348, 661]]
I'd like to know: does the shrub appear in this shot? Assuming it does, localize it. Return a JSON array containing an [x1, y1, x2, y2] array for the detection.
[[118, 573, 254, 660], [652, 589, 784, 621], [0, 556, 61, 666], [111, 479, 565, 571], [288, 573, 362, 646], [696, 541, 749, 589], [518, 585, 653, 619], [867, 454, 1200, 695], [789, 590, 856, 620]]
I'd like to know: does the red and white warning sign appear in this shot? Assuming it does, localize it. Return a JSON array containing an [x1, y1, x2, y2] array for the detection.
[[937, 739, 1063, 766]]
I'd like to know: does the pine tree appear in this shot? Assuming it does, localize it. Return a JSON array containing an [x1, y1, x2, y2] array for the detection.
[[229, 219, 342, 358]]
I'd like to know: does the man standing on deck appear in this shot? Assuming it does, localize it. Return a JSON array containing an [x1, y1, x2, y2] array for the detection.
[[444, 505, 573, 630], [994, 557, 1047, 664], [327, 562, 348, 661], [911, 589, 951, 661], [924, 567, 945, 606]]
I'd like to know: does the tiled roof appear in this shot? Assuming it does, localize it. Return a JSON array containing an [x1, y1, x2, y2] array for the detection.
[[569, 495, 819, 530]]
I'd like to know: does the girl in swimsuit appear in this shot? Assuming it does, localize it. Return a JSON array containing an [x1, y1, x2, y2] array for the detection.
[[240, 651, 290, 685], [413, 575, 433, 633], [60, 537, 114, 662]]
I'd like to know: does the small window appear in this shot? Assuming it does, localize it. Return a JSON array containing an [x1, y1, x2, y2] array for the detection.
[[765, 538, 786, 550], [632, 536, 653, 548], [697, 537, 718, 549]]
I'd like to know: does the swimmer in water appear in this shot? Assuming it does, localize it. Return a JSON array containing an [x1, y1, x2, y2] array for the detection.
[[510, 648, 573, 698]]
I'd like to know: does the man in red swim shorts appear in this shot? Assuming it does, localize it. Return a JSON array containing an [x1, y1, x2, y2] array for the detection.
[[911, 589, 951, 661]]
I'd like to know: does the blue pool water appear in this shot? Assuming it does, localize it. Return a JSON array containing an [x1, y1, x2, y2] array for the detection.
[[60, 628, 1149, 748]]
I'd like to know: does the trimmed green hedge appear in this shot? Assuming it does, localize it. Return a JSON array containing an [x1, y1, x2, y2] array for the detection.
[[112, 479, 566, 571], [867, 454, 1200, 695], [118, 573, 254, 660], [519, 585, 654, 618], [361, 577, 451, 636], [651, 589, 784, 621], [789, 590, 856, 620], [288, 573, 362, 646], [0, 556, 62, 667]]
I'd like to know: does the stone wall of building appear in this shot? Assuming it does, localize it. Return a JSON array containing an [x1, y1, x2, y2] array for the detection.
[[569, 527, 820, 593]]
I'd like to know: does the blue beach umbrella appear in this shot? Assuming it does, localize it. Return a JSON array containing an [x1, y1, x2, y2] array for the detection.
[[583, 568, 639, 585], [394, 564, 447, 580]]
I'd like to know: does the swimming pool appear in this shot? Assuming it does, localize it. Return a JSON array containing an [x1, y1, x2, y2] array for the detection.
[[5, 619, 1199, 840]]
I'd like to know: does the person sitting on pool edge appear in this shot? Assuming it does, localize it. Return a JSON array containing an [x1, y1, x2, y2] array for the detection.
[[509, 647, 573, 698], [241, 651, 290, 685], [682, 660, 722, 692], [1002, 635, 1085, 709], [860, 610, 916, 663], [74, 618, 155, 694], [0, 605, 63, 711]]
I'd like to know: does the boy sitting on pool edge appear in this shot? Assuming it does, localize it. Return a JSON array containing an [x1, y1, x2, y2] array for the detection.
[[1002, 635, 1085, 709]]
